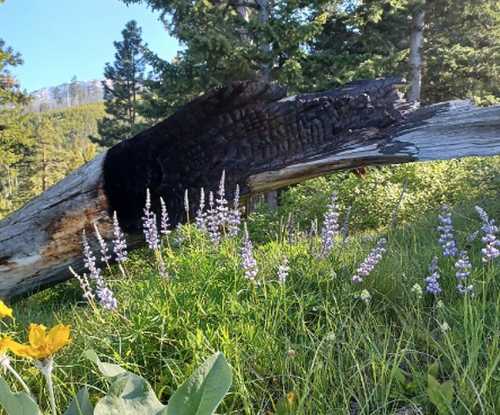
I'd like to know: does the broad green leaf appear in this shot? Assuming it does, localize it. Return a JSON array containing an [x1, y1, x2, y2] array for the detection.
[[166, 352, 232, 415], [84, 350, 126, 378], [427, 374, 454, 415], [64, 387, 94, 415], [94, 372, 166, 415], [0, 377, 40, 415]]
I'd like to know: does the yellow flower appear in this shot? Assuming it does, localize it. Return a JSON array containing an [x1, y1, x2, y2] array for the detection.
[[6, 324, 71, 360], [0, 337, 11, 354], [0, 300, 13, 319]]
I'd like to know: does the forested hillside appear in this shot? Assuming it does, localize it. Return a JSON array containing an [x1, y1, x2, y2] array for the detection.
[[0, 103, 103, 218]]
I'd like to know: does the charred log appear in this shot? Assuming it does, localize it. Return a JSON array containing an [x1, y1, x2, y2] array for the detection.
[[1, 78, 499, 299]]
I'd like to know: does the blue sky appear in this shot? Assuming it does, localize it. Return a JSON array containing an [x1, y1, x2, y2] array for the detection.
[[0, 0, 180, 92]]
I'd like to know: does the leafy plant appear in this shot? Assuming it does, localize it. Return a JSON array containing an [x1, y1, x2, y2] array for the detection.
[[427, 374, 454, 414], [0, 351, 232, 415]]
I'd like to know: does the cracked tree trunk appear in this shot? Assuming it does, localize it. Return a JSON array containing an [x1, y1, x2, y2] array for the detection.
[[0, 78, 499, 299]]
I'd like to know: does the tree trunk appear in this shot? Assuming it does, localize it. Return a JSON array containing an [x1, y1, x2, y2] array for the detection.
[[409, 5, 425, 102], [1, 78, 499, 299]]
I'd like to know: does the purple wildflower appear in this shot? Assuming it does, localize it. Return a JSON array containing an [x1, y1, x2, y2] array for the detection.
[[69, 266, 95, 302], [437, 205, 458, 257], [352, 238, 387, 284], [142, 189, 159, 250], [82, 231, 102, 282], [320, 192, 340, 256], [241, 224, 258, 281], [93, 223, 111, 265], [112, 211, 128, 263], [216, 171, 229, 227], [424, 256, 441, 295], [160, 197, 171, 237], [227, 184, 241, 237], [277, 257, 289, 284], [96, 287, 118, 310], [207, 191, 221, 245], [455, 250, 474, 295], [475, 206, 500, 262], [82, 231, 118, 310], [195, 187, 207, 231], [184, 189, 190, 222], [341, 205, 352, 244]]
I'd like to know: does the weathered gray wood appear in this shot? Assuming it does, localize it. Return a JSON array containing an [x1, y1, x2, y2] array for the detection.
[[0, 154, 111, 298], [0, 79, 499, 300], [248, 100, 500, 192]]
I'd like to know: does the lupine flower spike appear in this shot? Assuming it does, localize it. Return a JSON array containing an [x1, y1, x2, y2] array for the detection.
[[160, 197, 171, 237], [424, 256, 442, 295], [352, 238, 387, 283], [277, 257, 289, 284], [112, 211, 128, 263], [195, 187, 207, 231], [216, 170, 229, 228], [320, 192, 340, 257], [241, 223, 258, 281], [207, 191, 221, 245], [475, 206, 500, 262], [82, 231, 118, 310], [455, 250, 474, 295], [228, 184, 241, 237], [437, 205, 458, 257], [184, 189, 190, 222], [93, 222, 111, 267], [142, 189, 160, 250], [341, 205, 352, 245], [69, 266, 95, 303]]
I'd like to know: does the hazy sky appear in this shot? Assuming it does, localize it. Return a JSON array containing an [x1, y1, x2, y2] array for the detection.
[[0, 0, 180, 91]]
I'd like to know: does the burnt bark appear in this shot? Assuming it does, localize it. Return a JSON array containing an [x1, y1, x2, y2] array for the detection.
[[1, 78, 499, 299]]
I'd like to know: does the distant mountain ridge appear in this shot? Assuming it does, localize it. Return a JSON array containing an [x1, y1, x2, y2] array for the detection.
[[27, 79, 110, 112]]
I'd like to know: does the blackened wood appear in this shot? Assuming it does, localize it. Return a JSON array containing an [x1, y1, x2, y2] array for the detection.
[[1, 78, 499, 299]]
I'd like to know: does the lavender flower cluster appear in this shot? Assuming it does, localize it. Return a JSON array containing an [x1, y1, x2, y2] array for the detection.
[[320, 192, 340, 257], [81, 231, 118, 310], [160, 197, 171, 237], [241, 224, 258, 281], [424, 256, 441, 296], [195, 172, 242, 244], [142, 189, 160, 250], [455, 250, 474, 295], [437, 205, 458, 257], [352, 238, 387, 284], [112, 211, 128, 263], [277, 257, 289, 284], [475, 206, 500, 262]]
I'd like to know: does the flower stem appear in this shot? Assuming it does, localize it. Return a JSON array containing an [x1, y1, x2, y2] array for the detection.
[[36, 359, 57, 415], [43, 370, 57, 415], [5, 363, 32, 397]]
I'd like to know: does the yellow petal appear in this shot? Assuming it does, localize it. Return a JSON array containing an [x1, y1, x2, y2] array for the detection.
[[3, 338, 38, 359], [46, 324, 71, 355], [0, 301, 13, 319], [28, 324, 47, 348], [0, 337, 12, 354]]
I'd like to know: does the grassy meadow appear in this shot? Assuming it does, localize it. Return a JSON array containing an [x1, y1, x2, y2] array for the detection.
[[8, 161, 500, 414]]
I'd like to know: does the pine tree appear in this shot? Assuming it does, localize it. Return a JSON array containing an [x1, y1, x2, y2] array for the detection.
[[0, 36, 33, 216], [93, 20, 146, 147]]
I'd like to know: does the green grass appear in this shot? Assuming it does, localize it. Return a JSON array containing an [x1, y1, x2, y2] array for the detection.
[[8, 199, 500, 414]]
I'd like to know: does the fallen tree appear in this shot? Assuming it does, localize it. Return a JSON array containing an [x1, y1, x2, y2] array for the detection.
[[1, 77, 499, 299]]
